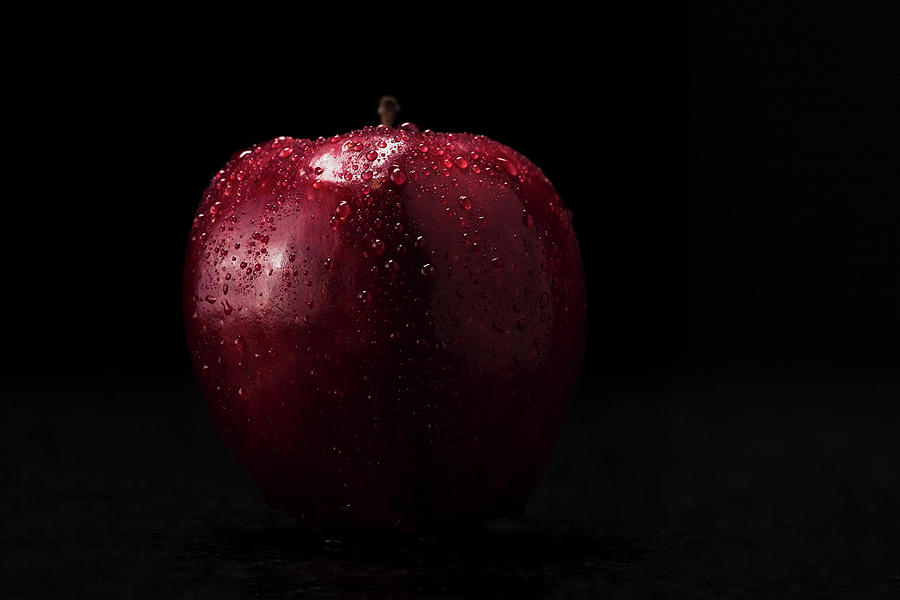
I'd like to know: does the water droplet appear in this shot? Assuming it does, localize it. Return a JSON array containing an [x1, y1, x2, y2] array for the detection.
[[377, 141, 387, 148], [279, 147, 294, 158], [361, 170, 373, 181], [421, 263, 436, 279], [389, 167, 407, 185], [324, 258, 334, 270], [372, 239, 386, 255], [335, 201, 351, 219], [234, 336, 245, 353], [458, 195, 472, 210], [496, 156, 518, 176], [366, 150, 378, 161], [415, 235, 426, 249], [312, 180, 322, 190], [491, 257, 504, 269], [205, 295, 217, 303], [454, 156, 469, 169], [400, 122, 419, 132], [223, 283, 229, 295], [523, 211, 534, 228], [222, 299, 233, 315]]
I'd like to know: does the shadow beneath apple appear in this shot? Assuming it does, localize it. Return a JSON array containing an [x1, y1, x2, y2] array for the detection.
[[174, 519, 646, 599]]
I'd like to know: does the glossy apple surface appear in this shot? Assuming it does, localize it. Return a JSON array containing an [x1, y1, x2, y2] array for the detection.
[[184, 124, 586, 530]]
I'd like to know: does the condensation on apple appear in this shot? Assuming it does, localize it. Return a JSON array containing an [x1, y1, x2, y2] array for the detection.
[[183, 118, 586, 532]]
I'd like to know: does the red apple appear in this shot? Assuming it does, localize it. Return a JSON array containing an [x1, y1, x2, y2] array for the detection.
[[183, 103, 586, 531]]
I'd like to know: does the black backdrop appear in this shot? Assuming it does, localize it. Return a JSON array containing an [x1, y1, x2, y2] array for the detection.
[[5, 4, 900, 597]]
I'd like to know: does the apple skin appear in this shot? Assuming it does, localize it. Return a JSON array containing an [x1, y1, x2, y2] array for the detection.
[[183, 124, 586, 531]]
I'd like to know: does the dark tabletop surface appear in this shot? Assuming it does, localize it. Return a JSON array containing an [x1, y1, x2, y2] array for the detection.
[[3, 374, 900, 599]]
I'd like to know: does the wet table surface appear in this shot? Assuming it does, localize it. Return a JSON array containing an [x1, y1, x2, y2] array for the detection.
[[3, 376, 900, 598]]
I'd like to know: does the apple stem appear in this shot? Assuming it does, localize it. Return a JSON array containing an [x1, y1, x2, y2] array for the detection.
[[378, 96, 399, 127]]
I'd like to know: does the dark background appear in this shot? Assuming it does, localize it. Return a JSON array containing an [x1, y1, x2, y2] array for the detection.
[[4, 4, 900, 598]]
